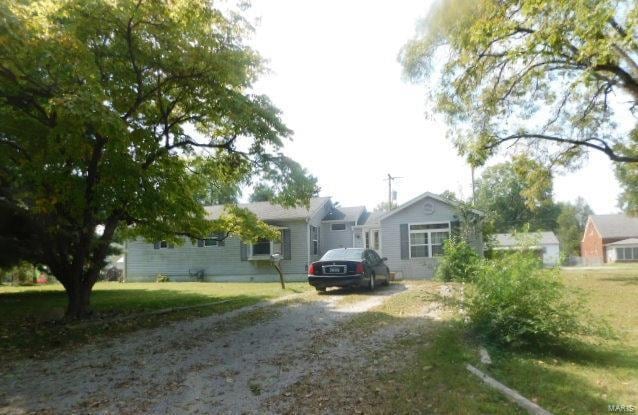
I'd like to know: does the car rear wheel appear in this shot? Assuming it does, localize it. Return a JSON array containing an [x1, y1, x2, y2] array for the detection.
[[368, 273, 375, 291]]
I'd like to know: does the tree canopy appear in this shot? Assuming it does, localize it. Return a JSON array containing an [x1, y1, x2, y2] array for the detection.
[[556, 197, 594, 257], [249, 183, 276, 202], [401, 0, 638, 210], [474, 157, 560, 234], [0, 0, 317, 317]]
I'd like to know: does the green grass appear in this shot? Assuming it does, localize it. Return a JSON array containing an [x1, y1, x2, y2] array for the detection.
[[375, 284, 521, 414], [482, 265, 638, 414], [0, 281, 310, 362], [346, 268, 637, 414]]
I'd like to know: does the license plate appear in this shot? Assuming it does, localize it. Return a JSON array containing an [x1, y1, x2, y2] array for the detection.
[[327, 266, 343, 273]]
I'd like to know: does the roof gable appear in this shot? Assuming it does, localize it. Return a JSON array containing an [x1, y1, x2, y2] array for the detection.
[[379, 192, 483, 222], [322, 205, 366, 223]]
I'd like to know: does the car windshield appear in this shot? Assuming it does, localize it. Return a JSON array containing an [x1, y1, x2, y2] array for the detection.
[[320, 249, 364, 261]]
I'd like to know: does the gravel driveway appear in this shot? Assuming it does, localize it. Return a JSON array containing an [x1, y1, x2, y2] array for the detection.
[[1, 283, 412, 414]]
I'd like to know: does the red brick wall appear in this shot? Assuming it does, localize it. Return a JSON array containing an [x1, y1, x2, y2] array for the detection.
[[581, 219, 605, 264]]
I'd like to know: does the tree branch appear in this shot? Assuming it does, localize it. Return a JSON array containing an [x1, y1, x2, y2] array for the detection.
[[488, 133, 638, 163]]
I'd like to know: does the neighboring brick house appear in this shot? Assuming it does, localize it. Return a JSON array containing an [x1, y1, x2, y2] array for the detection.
[[581, 214, 638, 264]]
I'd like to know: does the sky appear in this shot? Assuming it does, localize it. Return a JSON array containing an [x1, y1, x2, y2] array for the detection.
[[246, 0, 623, 214]]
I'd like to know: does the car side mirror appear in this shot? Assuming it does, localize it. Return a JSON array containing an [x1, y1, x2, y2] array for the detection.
[[382, 257, 387, 261]]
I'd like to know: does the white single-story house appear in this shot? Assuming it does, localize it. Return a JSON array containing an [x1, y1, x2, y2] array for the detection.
[[492, 231, 560, 266], [124, 191, 484, 281], [605, 238, 638, 262]]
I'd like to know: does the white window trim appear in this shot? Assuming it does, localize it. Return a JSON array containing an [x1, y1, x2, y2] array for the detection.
[[248, 227, 288, 260], [249, 240, 274, 259], [408, 221, 451, 259], [330, 222, 347, 231]]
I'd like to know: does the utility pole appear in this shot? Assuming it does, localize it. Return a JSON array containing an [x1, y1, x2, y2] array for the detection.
[[386, 173, 403, 210]]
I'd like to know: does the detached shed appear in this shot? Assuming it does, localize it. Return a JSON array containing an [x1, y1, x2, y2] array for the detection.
[[605, 238, 638, 262], [492, 231, 560, 267]]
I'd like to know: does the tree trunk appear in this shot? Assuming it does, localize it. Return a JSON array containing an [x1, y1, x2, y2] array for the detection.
[[272, 262, 285, 289], [64, 275, 94, 319]]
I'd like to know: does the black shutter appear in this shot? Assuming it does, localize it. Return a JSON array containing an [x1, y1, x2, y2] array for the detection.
[[153, 242, 161, 249], [400, 224, 409, 260], [197, 239, 204, 247], [283, 229, 291, 260], [240, 242, 248, 261]]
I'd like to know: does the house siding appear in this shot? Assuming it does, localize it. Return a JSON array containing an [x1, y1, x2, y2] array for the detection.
[[321, 221, 356, 253], [543, 244, 560, 266], [126, 219, 310, 282], [381, 197, 466, 279], [352, 228, 364, 248], [309, 201, 332, 261]]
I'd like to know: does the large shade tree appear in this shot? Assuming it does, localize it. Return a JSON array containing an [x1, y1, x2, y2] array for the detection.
[[474, 156, 560, 234], [401, 0, 638, 211], [0, 0, 318, 317]]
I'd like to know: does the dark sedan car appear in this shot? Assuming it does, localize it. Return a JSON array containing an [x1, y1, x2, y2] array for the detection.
[[308, 248, 390, 292]]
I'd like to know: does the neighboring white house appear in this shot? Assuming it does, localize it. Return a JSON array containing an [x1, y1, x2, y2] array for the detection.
[[124, 191, 485, 281], [605, 238, 638, 262], [492, 231, 560, 266]]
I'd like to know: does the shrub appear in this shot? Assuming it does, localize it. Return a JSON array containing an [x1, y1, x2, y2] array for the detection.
[[155, 273, 170, 283], [435, 236, 480, 282], [1, 262, 36, 285], [466, 251, 604, 349]]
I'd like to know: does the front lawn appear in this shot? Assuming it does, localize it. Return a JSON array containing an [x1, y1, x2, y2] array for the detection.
[[0, 281, 310, 362], [482, 266, 638, 414], [363, 267, 637, 414]]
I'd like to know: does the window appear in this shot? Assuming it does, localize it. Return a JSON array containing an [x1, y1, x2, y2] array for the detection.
[[431, 231, 448, 256], [331, 223, 346, 231], [616, 246, 638, 260], [251, 238, 271, 256], [154, 240, 174, 249], [409, 222, 450, 258], [198, 233, 225, 248], [373, 230, 379, 250], [365, 231, 370, 249], [410, 232, 428, 258], [321, 248, 364, 261], [368, 250, 381, 264]]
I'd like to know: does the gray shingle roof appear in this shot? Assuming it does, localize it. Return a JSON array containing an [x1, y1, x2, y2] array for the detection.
[[357, 210, 384, 227], [590, 214, 638, 239], [322, 206, 366, 223], [606, 238, 638, 246], [494, 231, 559, 247], [204, 197, 331, 221]]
